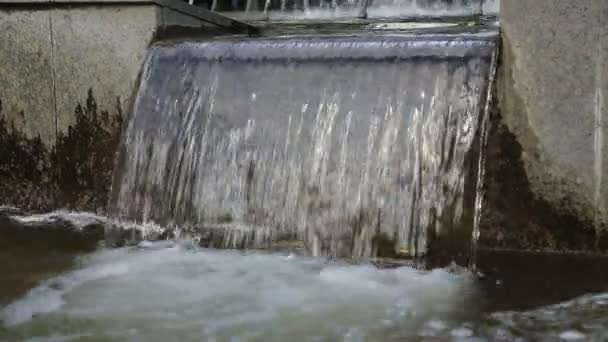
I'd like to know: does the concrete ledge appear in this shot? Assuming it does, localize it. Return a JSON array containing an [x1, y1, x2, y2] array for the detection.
[[0, 0, 258, 34]]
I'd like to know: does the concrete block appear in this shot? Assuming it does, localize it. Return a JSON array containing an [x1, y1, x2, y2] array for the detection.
[[483, 0, 608, 252], [160, 6, 209, 28]]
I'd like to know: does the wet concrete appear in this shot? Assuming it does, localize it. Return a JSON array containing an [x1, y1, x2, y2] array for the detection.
[[493, 0, 608, 253], [480, 87, 608, 253]]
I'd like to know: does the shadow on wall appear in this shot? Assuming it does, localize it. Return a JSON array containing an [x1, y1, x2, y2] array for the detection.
[[480, 87, 608, 254], [0, 89, 122, 212]]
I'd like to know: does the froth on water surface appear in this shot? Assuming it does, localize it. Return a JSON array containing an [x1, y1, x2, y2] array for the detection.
[[0, 245, 478, 341], [3, 212, 608, 340], [2, 243, 608, 341]]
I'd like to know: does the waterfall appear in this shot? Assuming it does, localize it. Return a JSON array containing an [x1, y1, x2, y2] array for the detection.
[[109, 31, 497, 259], [220, 0, 500, 18]]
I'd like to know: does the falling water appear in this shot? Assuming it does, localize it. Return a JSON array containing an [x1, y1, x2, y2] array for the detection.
[[593, 40, 605, 247], [469, 51, 496, 268], [224, 0, 500, 18], [109, 32, 497, 259]]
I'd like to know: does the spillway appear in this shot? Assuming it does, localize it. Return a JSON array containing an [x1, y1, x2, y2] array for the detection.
[[109, 29, 497, 260]]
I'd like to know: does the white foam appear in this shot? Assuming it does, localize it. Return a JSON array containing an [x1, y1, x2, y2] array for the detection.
[[426, 318, 448, 331], [1, 250, 131, 326], [559, 330, 586, 340], [7, 210, 105, 230], [0, 205, 21, 212], [4, 210, 172, 241], [451, 326, 474, 337], [106, 218, 168, 238], [1, 247, 473, 339], [5, 247, 608, 340]]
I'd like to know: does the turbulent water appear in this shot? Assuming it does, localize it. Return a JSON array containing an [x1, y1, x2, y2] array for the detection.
[[1, 242, 608, 341], [0, 245, 474, 340], [1, 210, 608, 340], [109, 32, 497, 259]]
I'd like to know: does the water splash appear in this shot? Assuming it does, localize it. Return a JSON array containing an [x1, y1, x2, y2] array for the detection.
[[3, 210, 106, 231], [110, 33, 497, 259], [3, 246, 608, 341], [0, 247, 475, 340]]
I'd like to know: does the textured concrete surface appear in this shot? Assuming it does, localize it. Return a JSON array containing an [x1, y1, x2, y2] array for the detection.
[[482, 0, 608, 252], [0, 2, 220, 211], [0, 10, 55, 145], [52, 5, 157, 133]]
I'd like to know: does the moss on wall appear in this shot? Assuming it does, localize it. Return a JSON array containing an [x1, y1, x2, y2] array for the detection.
[[0, 89, 122, 212]]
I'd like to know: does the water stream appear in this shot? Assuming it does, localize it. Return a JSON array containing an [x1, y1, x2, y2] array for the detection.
[[109, 31, 497, 259]]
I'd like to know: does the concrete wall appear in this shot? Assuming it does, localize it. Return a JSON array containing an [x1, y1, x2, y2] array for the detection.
[[52, 5, 158, 135], [0, 10, 56, 144], [4, 0, 606, 257], [482, 0, 608, 253], [0, 1, 241, 212]]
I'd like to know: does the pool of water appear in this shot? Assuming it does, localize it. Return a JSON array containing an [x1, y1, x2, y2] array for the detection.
[[1, 240, 608, 341]]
